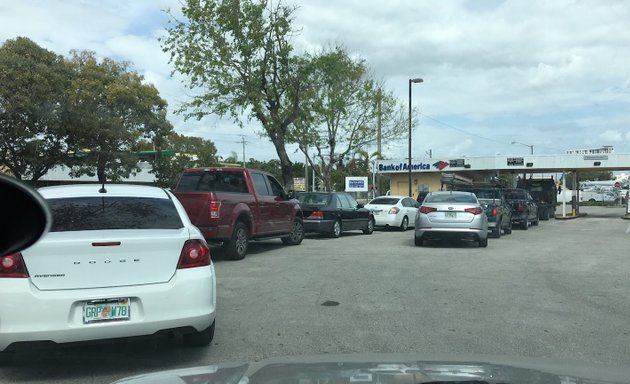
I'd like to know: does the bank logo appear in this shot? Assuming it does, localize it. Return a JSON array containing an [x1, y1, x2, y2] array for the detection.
[[433, 161, 449, 170]]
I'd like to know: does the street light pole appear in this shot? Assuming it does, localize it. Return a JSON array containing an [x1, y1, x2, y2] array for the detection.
[[408, 78, 423, 197], [511, 141, 534, 154]]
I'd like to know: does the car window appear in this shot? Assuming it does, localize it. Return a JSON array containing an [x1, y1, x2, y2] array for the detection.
[[266, 175, 285, 197], [337, 193, 354, 209], [345, 194, 359, 208], [251, 173, 271, 196], [297, 193, 329, 205], [369, 197, 399, 205], [426, 193, 477, 204], [47, 197, 183, 232], [402, 198, 413, 207], [176, 171, 248, 193]]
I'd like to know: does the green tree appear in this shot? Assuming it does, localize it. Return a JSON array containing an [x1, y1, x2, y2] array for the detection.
[[293, 47, 408, 191], [64, 51, 172, 183], [162, 0, 305, 188], [151, 132, 219, 188], [0, 37, 70, 181]]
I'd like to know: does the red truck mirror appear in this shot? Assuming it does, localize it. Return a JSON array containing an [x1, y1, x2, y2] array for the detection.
[[0, 174, 51, 256]]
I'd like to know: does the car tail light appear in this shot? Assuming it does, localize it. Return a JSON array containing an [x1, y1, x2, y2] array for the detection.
[[308, 211, 324, 219], [419, 206, 437, 214], [177, 240, 211, 269], [388, 207, 400, 214], [0, 253, 29, 278], [492, 207, 498, 217], [464, 207, 484, 215], [209, 201, 221, 221]]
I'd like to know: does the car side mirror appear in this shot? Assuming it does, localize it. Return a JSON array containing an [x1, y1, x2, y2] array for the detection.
[[286, 190, 295, 200], [357, 203, 364, 209], [0, 174, 51, 256]]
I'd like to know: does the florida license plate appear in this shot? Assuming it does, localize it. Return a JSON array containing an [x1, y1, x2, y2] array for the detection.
[[445, 211, 457, 218], [83, 298, 130, 324]]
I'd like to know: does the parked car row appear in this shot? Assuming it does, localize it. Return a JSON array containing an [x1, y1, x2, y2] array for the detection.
[[0, 167, 550, 354]]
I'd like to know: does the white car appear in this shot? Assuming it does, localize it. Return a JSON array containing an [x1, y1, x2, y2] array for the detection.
[[0, 184, 216, 351], [365, 195, 419, 231]]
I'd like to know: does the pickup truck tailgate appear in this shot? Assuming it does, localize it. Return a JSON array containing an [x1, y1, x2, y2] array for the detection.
[[175, 192, 214, 225]]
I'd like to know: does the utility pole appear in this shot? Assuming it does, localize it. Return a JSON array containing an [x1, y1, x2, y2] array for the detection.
[[376, 88, 382, 196], [237, 135, 247, 168]]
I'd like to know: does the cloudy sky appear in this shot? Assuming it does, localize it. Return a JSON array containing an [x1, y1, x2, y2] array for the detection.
[[2, 0, 630, 162]]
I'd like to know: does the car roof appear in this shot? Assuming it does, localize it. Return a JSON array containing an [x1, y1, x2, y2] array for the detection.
[[372, 195, 406, 199], [38, 184, 171, 199], [429, 191, 474, 195]]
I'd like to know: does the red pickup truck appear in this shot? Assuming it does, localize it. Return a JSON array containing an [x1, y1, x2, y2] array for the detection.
[[173, 167, 304, 260]]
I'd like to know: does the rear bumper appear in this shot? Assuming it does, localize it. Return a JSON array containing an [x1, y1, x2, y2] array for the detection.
[[415, 226, 488, 240], [303, 219, 335, 234], [197, 225, 231, 241], [373, 215, 402, 227], [0, 266, 216, 351]]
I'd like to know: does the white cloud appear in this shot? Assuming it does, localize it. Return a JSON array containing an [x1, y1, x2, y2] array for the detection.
[[3, 0, 630, 161]]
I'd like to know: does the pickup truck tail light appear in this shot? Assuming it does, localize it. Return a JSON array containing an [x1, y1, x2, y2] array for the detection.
[[209, 201, 221, 222], [388, 207, 400, 214], [0, 253, 29, 278], [491, 207, 498, 217], [177, 240, 211, 269], [308, 211, 324, 219], [419, 206, 437, 214], [464, 207, 484, 215]]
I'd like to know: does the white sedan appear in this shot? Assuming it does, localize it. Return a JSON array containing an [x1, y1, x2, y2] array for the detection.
[[365, 195, 419, 231], [0, 184, 216, 351]]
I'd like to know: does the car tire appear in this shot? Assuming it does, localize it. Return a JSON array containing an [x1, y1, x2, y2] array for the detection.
[[492, 220, 501, 238], [330, 220, 342, 238], [414, 235, 423, 246], [225, 222, 248, 260], [363, 217, 375, 234], [281, 218, 304, 245], [504, 219, 512, 235], [478, 237, 488, 247], [542, 208, 550, 221], [183, 320, 215, 347], [399, 216, 409, 231], [532, 214, 539, 226], [521, 218, 529, 230]]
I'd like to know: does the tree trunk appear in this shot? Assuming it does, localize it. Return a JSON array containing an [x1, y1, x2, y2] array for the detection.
[[97, 155, 106, 184], [269, 135, 294, 189]]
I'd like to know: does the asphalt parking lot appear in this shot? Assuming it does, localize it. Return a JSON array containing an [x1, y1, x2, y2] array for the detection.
[[2, 205, 630, 384]]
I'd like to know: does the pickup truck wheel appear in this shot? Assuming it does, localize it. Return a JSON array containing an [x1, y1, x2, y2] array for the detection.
[[532, 215, 539, 226], [330, 220, 342, 238], [542, 209, 550, 220], [521, 219, 529, 230], [183, 320, 215, 347], [226, 222, 248, 260], [363, 217, 375, 234], [504, 220, 512, 235], [478, 237, 488, 248], [399, 216, 409, 231], [492, 221, 501, 238], [282, 218, 304, 245]]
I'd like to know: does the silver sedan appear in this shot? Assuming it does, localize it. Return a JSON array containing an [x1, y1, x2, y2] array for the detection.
[[414, 191, 489, 247]]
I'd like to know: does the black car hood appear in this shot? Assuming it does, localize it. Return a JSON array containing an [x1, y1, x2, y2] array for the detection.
[[111, 353, 630, 384]]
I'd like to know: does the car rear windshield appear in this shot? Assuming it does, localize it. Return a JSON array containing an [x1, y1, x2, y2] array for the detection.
[[176, 171, 248, 193], [470, 189, 501, 199], [47, 197, 184, 232], [505, 190, 527, 199], [368, 197, 400, 205], [296, 193, 330, 205], [425, 193, 477, 203]]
